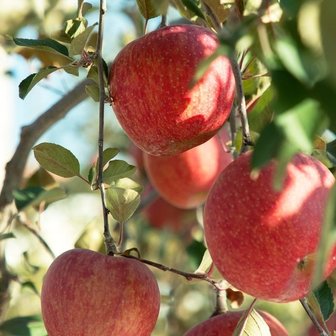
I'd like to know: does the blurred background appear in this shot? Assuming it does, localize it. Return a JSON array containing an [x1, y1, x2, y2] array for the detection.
[[0, 0, 332, 335]]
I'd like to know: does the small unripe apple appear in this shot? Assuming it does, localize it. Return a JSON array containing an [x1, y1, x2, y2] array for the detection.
[[183, 310, 288, 335], [144, 196, 196, 231], [41, 249, 160, 336], [143, 134, 232, 209], [204, 152, 336, 302], [109, 24, 235, 156]]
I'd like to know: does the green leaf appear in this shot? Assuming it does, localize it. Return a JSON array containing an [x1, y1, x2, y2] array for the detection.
[[70, 23, 97, 56], [314, 281, 334, 321], [181, 0, 205, 19], [187, 240, 207, 269], [13, 37, 69, 57], [252, 99, 324, 178], [0, 232, 15, 241], [313, 184, 336, 287], [85, 83, 100, 102], [33, 143, 80, 178], [102, 148, 119, 167], [105, 187, 141, 223], [233, 309, 271, 336], [63, 64, 79, 76], [103, 160, 136, 184], [274, 35, 310, 85], [278, 0, 301, 17], [88, 165, 96, 185], [136, 0, 168, 19], [276, 99, 322, 152], [320, 0, 336, 86], [271, 68, 309, 112], [19, 67, 59, 99], [0, 316, 47, 336], [13, 187, 44, 211], [247, 86, 275, 133]]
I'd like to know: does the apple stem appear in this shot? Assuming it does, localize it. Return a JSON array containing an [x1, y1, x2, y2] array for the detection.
[[300, 297, 330, 336], [96, 0, 118, 256], [230, 57, 252, 154], [159, 15, 167, 28]]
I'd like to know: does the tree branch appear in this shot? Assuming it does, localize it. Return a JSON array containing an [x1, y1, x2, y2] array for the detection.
[[230, 57, 252, 153], [121, 253, 220, 289], [0, 79, 91, 211], [96, 0, 117, 256]]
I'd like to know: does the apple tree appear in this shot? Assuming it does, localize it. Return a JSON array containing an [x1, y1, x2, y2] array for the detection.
[[1, 0, 336, 335]]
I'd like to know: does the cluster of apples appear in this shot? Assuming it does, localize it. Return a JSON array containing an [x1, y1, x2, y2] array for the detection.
[[41, 24, 336, 335]]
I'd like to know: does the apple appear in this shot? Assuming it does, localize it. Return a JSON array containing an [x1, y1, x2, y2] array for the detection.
[[109, 24, 235, 156], [144, 196, 196, 231], [204, 152, 336, 302], [129, 142, 146, 176], [41, 249, 160, 336], [143, 133, 233, 209], [183, 310, 288, 335]]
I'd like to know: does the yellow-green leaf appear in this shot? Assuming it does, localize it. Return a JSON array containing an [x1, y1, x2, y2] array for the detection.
[[105, 187, 141, 223]]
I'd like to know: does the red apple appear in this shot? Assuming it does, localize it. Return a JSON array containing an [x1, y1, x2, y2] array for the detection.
[[204, 152, 336, 302], [129, 142, 146, 175], [41, 249, 160, 336], [143, 133, 233, 209], [184, 310, 288, 335], [144, 196, 196, 231], [109, 24, 235, 156]]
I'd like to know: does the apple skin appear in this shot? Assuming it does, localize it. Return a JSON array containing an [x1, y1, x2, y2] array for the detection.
[[204, 152, 336, 302], [143, 134, 233, 209], [144, 196, 196, 231], [109, 24, 235, 156], [41, 249, 160, 336], [183, 310, 288, 336]]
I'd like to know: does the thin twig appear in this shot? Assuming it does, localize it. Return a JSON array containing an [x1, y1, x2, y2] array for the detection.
[[96, 0, 117, 256], [18, 218, 55, 259], [300, 298, 330, 336], [0, 79, 91, 211], [121, 253, 220, 289], [230, 57, 252, 153]]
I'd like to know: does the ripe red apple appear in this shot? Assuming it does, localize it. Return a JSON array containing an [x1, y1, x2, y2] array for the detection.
[[143, 133, 233, 209], [109, 24, 235, 156], [144, 196, 196, 231], [129, 143, 145, 175], [41, 249, 160, 336], [204, 152, 336, 302], [184, 310, 288, 335]]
